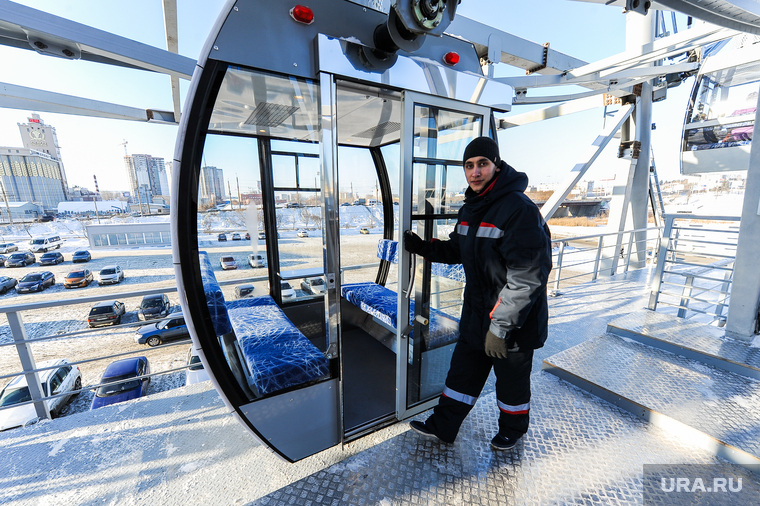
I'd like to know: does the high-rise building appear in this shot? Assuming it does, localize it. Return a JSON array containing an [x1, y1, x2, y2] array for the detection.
[[17, 113, 69, 199], [199, 166, 225, 205], [124, 154, 169, 207], [0, 147, 67, 211]]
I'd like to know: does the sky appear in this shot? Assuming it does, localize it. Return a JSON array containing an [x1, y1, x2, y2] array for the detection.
[[0, 0, 697, 194]]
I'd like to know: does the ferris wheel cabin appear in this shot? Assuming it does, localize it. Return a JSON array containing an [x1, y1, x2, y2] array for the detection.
[[171, 0, 513, 462]]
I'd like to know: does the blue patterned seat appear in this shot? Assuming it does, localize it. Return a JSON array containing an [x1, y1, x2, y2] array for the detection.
[[198, 252, 329, 396], [341, 282, 459, 350], [199, 252, 232, 336]]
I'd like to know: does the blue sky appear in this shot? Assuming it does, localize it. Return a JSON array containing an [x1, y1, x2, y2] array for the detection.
[[0, 0, 693, 192]]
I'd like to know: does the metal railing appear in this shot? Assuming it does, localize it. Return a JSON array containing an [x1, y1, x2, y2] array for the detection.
[[648, 214, 739, 323], [549, 225, 663, 296]]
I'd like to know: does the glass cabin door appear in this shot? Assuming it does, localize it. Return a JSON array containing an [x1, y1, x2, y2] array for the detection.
[[397, 91, 491, 419]]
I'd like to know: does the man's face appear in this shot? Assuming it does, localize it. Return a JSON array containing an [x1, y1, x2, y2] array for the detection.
[[464, 156, 499, 193]]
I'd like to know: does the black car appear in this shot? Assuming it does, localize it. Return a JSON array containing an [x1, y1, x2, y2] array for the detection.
[[72, 250, 91, 263], [139, 294, 171, 320], [87, 300, 126, 327], [5, 252, 35, 268], [39, 251, 64, 266], [16, 271, 55, 293], [217, 233, 227, 242], [134, 313, 189, 347]]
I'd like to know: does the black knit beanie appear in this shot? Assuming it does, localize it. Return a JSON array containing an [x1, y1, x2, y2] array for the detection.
[[463, 136, 500, 165]]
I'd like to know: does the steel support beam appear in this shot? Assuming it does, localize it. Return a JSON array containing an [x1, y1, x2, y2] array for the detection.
[[540, 103, 634, 220], [0, 0, 195, 79], [446, 16, 588, 74], [0, 81, 176, 123], [725, 86, 760, 341], [162, 0, 182, 122]]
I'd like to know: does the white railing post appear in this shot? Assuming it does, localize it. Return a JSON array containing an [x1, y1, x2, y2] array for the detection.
[[592, 236, 604, 281], [552, 241, 565, 296], [648, 215, 675, 310], [6, 311, 50, 421]]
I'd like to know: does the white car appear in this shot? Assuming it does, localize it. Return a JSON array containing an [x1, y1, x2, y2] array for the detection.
[[248, 253, 266, 268], [301, 276, 326, 295], [280, 281, 296, 299], [98, 265, 125, 285], [219, 256, 238, 270], [296, 229, 309, 238], [185, 346, 210, 385], [0, 359, 82, 430]]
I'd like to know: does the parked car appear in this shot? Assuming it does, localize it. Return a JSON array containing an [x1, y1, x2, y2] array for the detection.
[[0, 358, 82, 430], [231, 233, 241, 241], [257, 232, 266, 240], [186, 347, 210, 385], [29, 235, 62, 253], [134, 312, 189, 347], [98, 266, 125, 285], [139, 293, 171, 320], [360, 227, 370, 234], [301, 276, 326, 295], [64, 269, 93, 288], [234, 283, 255, 299], [280, 281, 296, 300], [39, 251, 64, 266], [72, 250, 91, 263], [217, 233, 227, 242], [0, 255, 6, 266], [5, 252, 35, 268], [16, 271, 55, 293], [0, 276, 17, 294], [0, 243, 18, 254], [296, 229, 309, 238], [90, 357, 150, 410], [87, 300, 126, 327], [247, 253, 265, 268], [244, 232, 250, 240], [220, 256, 238, 270]]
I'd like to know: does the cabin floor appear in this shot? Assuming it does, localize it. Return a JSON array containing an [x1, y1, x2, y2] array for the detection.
[[3, 268, 759, 505]]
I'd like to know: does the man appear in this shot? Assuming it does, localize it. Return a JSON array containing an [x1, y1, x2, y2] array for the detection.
[[404, 136, 552, 450]]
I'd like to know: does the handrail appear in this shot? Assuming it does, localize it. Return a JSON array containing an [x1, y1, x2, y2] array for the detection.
[[648, 214, 738, 321]]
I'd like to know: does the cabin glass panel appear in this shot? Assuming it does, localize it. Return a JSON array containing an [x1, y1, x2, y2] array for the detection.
[[194, 68, 330, 401], [685, 72, 759, 152], [406, 104, 481, 406]]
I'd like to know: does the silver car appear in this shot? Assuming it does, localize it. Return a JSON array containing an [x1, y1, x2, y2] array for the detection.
[[0, 243, 18, 254]]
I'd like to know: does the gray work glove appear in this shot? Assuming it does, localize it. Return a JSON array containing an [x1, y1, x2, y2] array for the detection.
[[484, 330, 508, 359]]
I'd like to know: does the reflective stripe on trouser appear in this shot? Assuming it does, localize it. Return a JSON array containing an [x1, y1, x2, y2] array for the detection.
[[425, 339, 534, 443]]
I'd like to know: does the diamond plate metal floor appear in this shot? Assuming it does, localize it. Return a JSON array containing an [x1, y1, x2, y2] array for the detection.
[[544, 334, 760, 468], [3, 269, 760, 505], [608, 311, 760, 379]]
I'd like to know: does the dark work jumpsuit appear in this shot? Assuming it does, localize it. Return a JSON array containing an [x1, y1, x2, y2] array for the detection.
[[414, 161, 552, 443]]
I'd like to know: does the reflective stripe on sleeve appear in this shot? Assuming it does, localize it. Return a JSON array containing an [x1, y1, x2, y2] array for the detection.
[[442, 386, 477, 406], [476, 222, 504, 238], [457, 222, 469, 236], [497, 400, 530, 414]]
